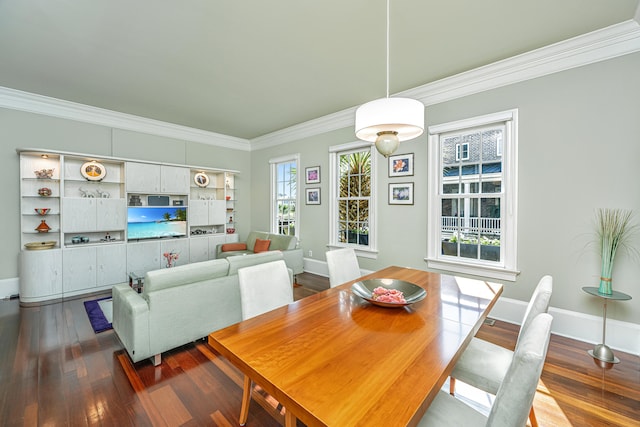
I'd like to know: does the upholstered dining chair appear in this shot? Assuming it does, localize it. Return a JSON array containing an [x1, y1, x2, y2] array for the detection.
[[449, 275, 553, 427], [326, 247, 361, 288], [419, 312, 553, 427], [237, 260, 294, 426]]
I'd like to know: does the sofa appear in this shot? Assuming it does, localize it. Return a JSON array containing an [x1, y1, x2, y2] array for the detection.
[[216, 230, 303, 275], [112, 251, 291, 365]]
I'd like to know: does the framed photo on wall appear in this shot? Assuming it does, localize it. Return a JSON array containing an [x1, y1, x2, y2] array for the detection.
[[389, 182, 414, 205], [306, 188, 321, 205], [305, 166, 320, 184], [388, 153, 414, 177]]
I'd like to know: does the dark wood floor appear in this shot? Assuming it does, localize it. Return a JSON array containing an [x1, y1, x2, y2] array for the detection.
[[0, 272, 638, 426]]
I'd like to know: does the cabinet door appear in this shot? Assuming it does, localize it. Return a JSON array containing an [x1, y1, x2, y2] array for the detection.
[[63, 247, 97, 293], [209, 200, 226, 225], [62, 198, 97, 232], [189, 200, 209, 226], [160, 239, 189, 268], [19, 249, 63, 300], [189, 237, 209, 263], [96, 198, 127, 230], [127, 240, 161, 277], [209, 235, 227, 259], [161, 165, 189, 194], [125, 162, 160, 193], [96, 244, 127, 286]]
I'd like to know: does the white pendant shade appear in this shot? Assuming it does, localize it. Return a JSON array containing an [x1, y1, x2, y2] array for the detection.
[[355, 97, 425, 143]]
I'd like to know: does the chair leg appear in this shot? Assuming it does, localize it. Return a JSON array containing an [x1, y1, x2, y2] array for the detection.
[[284, 408, 296, 427], [529, 406, 538, 427], [152, 354, 161, 366], [449, 377, 456, 395], [239, 375, 252, 426]]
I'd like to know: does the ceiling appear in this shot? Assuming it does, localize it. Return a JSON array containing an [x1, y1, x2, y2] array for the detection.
[[1, 0, 638, 141]]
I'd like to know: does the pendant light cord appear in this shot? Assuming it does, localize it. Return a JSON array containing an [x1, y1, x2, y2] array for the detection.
[[386, 0, 390, 99]]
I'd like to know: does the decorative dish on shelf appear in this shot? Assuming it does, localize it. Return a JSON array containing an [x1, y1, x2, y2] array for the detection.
[[34, 168, 55, 179], [194, 172, 210, 188], [34, 208, 50, 215], [351, 278, 426, 308], [24, 241, 56, 250], [80, 161, 106, 181]]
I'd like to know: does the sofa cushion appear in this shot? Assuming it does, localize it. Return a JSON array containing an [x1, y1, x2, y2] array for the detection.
[[144, 258, 230, 294], [222, 242, 247, 252], [268, 233, 297, 250], [227, 251, 284, 275], [245, 231, 269, 252], [253, 238, 271, 253]]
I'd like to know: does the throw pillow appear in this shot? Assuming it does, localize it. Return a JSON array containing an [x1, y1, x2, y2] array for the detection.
[[253, 238, 271, 253], [221, 243, 247, 252]]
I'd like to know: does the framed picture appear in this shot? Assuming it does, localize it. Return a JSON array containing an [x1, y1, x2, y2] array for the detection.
[[306, 188, 321, 205], [389, 182, 414, 205], [80, 161, 106, 181], [388, 153, 414, 177], [305, 166, 320, 184], [194, 172, 209, 187]]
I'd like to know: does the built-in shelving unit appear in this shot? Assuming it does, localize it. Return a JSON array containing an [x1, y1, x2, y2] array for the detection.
[[18, 148, 239, 305]]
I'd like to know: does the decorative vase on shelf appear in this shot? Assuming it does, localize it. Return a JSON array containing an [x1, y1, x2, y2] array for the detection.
[[595, 208, 636, 295], [35, 219, 51, 233]]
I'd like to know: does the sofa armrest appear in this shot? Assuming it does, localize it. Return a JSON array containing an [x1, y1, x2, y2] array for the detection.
[[112, 284, 151, 363], [282, 248, 304, 275]]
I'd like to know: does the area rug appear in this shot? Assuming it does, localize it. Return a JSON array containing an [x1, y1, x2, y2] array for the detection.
[[84, 297, 113, 333]]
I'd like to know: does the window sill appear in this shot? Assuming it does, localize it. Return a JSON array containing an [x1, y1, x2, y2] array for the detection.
[[327, 244, 378, 260], [424, 257, 519, 282]]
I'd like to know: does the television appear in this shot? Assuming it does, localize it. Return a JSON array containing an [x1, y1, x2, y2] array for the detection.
[[127, 206, 187, 240]]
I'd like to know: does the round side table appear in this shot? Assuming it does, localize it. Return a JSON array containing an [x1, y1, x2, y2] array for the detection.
[[581, 286, 632, 364]]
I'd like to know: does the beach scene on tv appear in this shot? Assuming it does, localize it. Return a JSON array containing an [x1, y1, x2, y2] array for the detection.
[[127, 207, 187, 239]]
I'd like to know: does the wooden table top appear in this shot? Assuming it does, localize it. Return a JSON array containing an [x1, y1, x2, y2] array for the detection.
[[208, 266, 503, 427]]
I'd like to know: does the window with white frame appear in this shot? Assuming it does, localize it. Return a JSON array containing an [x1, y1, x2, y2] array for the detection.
[[427, 110, 519, 281], [329, 142, 376, 254], [270, 154, 299, 237]]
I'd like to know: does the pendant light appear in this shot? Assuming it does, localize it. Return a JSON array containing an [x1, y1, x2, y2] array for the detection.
[[355, 0, 424, 157]]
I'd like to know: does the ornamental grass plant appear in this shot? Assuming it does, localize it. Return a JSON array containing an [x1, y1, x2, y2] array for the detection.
[[595, 208, 637, 295]]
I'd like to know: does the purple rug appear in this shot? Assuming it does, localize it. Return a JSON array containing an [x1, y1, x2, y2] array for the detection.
[[84, 297, 113, 333]]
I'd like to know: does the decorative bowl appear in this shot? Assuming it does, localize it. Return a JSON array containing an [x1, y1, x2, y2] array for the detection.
[[34, 168, 54, 179], [226, 228, 236, 234], [351, 278, 427, 308], [24, 241, 56, 250], [38, 187, 52, 196], [34, 208, 50, 215]]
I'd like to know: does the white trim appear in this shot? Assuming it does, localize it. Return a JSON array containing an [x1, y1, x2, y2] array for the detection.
[[428, 110, 516, 135], [0, 277, 19, 300], [0, 86, 251, 151], [270, 154, 300, 237], [425, 258, 519, 282]]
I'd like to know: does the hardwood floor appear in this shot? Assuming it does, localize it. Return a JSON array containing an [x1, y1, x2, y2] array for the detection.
[[0, 272, 638, 426]]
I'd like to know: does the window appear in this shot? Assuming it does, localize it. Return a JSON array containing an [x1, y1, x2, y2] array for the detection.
[[329, 142, 377, 255], [427, 110, 519, 281], [270, 154, 299, 237]]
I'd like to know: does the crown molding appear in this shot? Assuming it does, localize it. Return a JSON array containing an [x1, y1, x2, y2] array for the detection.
[[252, 19, 640, 150], [0, 87, 251, 151]]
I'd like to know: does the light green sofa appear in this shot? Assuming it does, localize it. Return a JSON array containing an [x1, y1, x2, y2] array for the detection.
[[216, 230, 303, 275], [112, 251, 290, 366]]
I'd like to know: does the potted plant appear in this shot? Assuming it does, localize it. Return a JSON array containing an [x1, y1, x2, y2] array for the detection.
[[594, 208, 636, 295]]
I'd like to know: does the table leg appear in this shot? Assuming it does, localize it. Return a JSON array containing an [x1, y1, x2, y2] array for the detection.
[[285, 409, 296, 427], [588, 299, 620, 364]]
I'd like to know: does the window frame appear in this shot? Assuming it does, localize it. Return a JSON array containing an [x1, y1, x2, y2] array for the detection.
[[455, 142, 470, 161], [269, 154, 300, 238], [426, 110, 519, 281], [328, 141, 377, 258]]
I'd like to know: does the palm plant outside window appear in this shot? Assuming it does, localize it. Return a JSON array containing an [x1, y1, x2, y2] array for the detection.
[[338, 150, 371, 246]]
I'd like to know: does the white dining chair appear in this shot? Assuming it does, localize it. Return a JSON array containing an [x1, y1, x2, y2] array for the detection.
[[419, 312, 553, 427], [326, 247, 361, 288], [237, 260, 294, 426], [449, 275, 553, 427]]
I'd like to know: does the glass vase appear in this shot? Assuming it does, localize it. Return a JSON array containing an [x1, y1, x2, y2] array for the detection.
[[598, 276, 612, 295]]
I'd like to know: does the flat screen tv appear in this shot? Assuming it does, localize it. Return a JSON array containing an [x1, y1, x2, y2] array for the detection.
[[127, 206, 187, 240]]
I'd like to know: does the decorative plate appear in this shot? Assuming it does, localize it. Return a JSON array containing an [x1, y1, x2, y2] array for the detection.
[[25, 241, 56, 250], [351, 278, 426, 308], [194, 172, 209, 188], [81, 161, 106, 181]]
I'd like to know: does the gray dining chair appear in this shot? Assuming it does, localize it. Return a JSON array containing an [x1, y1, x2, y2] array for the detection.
[[449, 275, 553, 427], [326, 247, 361, 287], [237, 260, 294, 426], [419, 312, 553, 427]]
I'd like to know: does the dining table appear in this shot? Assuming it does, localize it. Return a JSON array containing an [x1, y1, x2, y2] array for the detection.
[[208, 265, 503, 427]]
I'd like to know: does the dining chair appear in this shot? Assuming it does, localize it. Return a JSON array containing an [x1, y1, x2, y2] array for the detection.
[[326, 247, 361, 288], [418, 312, 553, 427], [237, 260, 294, 426], [449, 275, 553, 427]]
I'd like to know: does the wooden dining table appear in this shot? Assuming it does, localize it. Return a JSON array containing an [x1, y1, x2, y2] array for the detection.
[[208, 266, 503, 427]]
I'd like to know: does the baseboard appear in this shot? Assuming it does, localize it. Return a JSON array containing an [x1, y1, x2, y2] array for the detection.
[[303, 260, 640, 356], [0, 277, 20, 300]]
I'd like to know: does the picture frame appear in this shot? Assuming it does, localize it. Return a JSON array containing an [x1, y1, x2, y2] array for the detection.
[[388, 153, 414, 177], [194, 172, 209, 188], [389, 182, 414, 205], [306, 188, 321, 205], [305, 166, 320, 184], [80, 161, 106, 181]]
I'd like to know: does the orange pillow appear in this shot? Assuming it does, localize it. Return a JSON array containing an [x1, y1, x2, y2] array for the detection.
[[221, 243, 247, 252], [253, 238, 271, 253]]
